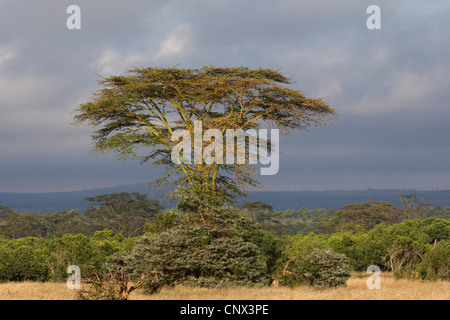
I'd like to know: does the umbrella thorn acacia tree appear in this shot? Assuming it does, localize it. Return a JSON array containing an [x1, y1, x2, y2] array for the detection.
[[74, 66, 336, 208]]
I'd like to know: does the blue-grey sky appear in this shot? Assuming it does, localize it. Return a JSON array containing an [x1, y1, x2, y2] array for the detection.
[[0, 0, 449, 192]]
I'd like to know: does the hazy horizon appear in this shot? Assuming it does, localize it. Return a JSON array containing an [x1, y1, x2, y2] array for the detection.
[[1, 181, 448, 195]]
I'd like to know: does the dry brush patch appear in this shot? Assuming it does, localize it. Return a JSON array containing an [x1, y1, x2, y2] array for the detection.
[[0, 274, 448, 300]]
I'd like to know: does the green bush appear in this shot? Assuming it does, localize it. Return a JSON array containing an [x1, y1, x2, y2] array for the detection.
[[234, 215, 283, 279], [280, 248, 351, 289], [0, 238, 49, 282], [111, 211, 270, 294], [0, 230, 134, 282], [278, 259, 306, 288], [301, 248, 352, 288], [422, 240, 449, 280]]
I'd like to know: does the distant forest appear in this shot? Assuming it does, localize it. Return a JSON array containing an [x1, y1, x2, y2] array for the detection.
[[1, 183, 450, 213], [1, 191, 449, 239]]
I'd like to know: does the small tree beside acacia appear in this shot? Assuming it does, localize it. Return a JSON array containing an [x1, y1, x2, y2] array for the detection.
[[83, 192, 163, 238], [74, 66, 336, 211]]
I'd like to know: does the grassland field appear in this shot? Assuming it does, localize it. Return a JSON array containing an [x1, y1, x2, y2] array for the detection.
[[0, 273, 448, 300]]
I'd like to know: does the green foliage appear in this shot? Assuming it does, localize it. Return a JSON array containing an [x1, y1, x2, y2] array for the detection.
[[0, 230, 133, 282], [111, 210, 272, 294], [239, 205, 335, 236], [171, 185, 231, 215], [0, 193, 448, 290], [233, 215, 284, 278], [143, 210, 179, 234], [276, 207, 336, 235], [239, 201, 282, 235], [379, 218, 449, 280], [423, 240, 449, 280], [0, 209, 89, 239], [277, 259, 305, 288], [0, 203, 15, 215], [0, 193, 162, 239], [84, 192, 164, 238], [280, 248, 351, 289], [301, 249, 351, 288], [318, 200, 402, 233], [0, 238, 49, 282], [426, 207, 450, 219], [286, 217, 449, 280]]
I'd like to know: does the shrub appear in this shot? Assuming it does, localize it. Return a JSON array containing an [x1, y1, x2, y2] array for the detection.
[[0, 230, 134, 282], [234, 215, 283, 279], [423, 240, 449, 280], [301, 248, 352, 288], [280, 248, 351, 289], [278, 259, 306, 288], [0, 238, 49, 281], [111, 212, 269, 294]]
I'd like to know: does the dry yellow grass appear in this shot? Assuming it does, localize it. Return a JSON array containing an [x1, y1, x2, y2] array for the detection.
[[0, 281, 76, 300], [0, 273, 448, 300]]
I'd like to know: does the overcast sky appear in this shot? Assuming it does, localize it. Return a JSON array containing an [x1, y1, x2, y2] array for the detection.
[[0, 0, 449, 193]]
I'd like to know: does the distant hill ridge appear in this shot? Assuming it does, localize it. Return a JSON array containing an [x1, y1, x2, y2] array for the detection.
[[1, 183, 449, 213]]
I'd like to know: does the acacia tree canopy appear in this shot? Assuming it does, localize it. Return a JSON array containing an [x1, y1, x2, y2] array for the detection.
[[318, 200, 403, 233], [74, 66, 336, 204]]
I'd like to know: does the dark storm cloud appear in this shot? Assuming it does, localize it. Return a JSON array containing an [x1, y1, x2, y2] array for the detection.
[[1, 0, 449, 192]]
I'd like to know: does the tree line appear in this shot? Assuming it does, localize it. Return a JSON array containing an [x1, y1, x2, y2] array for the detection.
[[2, 192, 448, 240], [0, 192, 163, 239], [0, 191, 448, 290]]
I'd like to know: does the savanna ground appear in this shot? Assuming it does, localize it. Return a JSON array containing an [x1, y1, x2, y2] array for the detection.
[[0, 273, 448, 300]]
